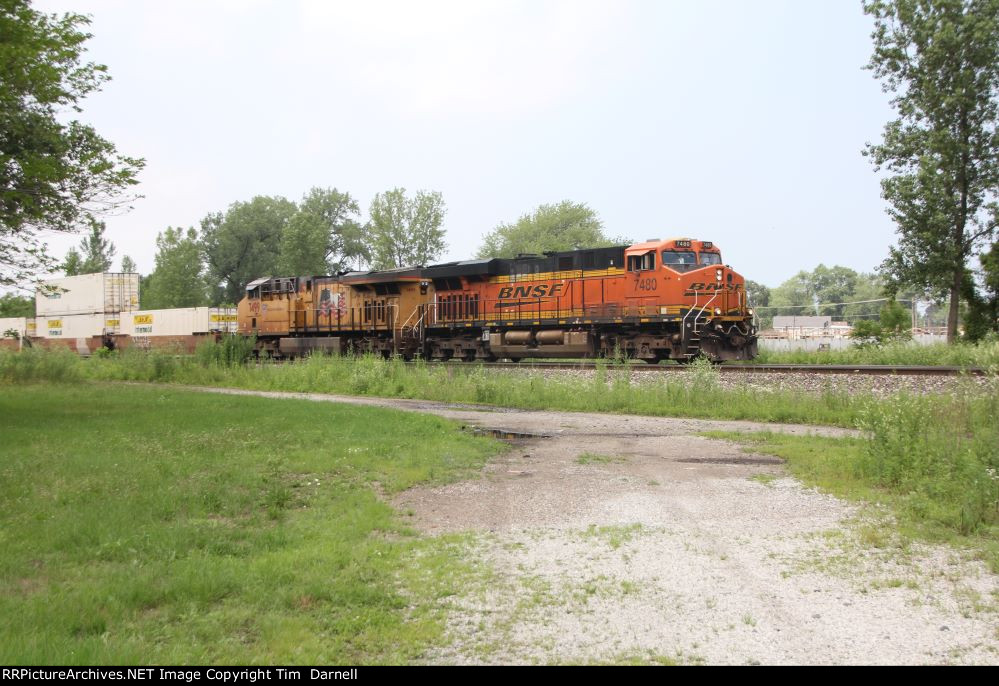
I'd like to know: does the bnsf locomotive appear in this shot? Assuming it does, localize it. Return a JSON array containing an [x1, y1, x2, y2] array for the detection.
[[236, 238, 758, 362]]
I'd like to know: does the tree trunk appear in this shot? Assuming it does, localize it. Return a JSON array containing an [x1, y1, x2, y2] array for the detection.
[[947, 267, 962, 343]]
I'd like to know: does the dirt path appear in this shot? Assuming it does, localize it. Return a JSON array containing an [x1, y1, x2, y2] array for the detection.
[[186, 386, 999, 665]]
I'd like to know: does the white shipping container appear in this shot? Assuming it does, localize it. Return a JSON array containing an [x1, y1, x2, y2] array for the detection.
[[122, 308, 238, 337], [0, 317, 28, 338], [211, 308, 239, 334], [36, 313, 109, 339], [36, 273, 140, 316]]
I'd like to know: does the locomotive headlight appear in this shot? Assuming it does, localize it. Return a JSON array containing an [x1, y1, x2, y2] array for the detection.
[[715, 268, 723, 281], [713, 307, 722, 316], [747, 308, 755, 316]]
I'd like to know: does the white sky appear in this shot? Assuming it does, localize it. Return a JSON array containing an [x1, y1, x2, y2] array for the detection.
[[31, 0, 897, 288]]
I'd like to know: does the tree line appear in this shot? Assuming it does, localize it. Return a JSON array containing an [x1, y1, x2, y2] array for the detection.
[[53, 197, 625, 311], [746, 252, 998, 339]]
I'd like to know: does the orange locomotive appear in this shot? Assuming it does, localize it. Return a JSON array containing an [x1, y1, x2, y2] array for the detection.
[[236, 238, 758, 362]]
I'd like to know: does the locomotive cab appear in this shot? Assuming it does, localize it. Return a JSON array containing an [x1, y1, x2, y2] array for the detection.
[[623, 238, 756, 361]]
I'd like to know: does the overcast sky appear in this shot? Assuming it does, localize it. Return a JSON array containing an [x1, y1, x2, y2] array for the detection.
[[32, 0, 896, 288]]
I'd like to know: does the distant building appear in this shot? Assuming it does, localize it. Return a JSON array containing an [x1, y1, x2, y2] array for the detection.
[[772, 316, 831, 330], [766, 315, 852, 340]]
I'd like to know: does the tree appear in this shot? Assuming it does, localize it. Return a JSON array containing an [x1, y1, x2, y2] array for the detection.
[[476, 201, 627, 258], [980, 241, 999, 332], [850, 299, 913, 344], [201, 196, 297, 304], [842, 272, 890, 320], [368, 188, 446, 269], [77, 221, 115, 273], [744, 280, 771, 308], [61, 247, 82, 276], [769, 271, 815, 316], [142, 227, 210, 309], [809, 265, 859, 316], [962, 241, 999, 338], [864, 0, 999, 342], [0, 292, 33, 316], [764, 266, 891, 327], [0, 0, 143, 286], [120, 255, 136, 273], [278, 187, 367, 275]]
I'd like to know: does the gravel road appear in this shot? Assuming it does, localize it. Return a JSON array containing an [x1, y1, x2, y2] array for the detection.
[[188, 386, 999, 665]]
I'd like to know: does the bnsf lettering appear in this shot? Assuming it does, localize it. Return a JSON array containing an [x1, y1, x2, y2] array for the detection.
[[497, 283, 564, 299], [684, 282, 742, 294]]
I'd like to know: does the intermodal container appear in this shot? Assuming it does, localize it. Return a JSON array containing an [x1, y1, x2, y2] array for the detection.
[[36, 273, 140, 316], [36, 313, 108, 339], [122, 308, 238, 337]]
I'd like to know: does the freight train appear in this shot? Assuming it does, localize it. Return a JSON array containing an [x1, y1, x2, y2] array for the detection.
[[235, 238, 758, 362]]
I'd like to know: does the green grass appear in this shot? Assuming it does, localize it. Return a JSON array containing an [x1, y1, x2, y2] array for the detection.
[[2, 347, 960, 428], [703, 428, 999, 572], [753, 339, 999, 368], [9, 346, 995, 431], [576, 452, 622, 465], [749, 473, 778, 486], [0, 384, 501, 664], [581, 524, 644, 550]]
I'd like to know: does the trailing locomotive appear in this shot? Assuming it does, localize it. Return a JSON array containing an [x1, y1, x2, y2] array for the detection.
[[235, 238, 758, 362]]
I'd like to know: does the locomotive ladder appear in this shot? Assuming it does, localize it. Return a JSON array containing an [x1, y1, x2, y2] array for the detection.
[[682, 292, 718, 360], [399, 305, 427, 352]]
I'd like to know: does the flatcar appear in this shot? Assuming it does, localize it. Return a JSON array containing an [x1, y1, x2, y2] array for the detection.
[[235, 238, 758, 362]]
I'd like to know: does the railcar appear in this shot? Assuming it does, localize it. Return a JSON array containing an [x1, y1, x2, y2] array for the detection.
[[235, 238, 758, 362]]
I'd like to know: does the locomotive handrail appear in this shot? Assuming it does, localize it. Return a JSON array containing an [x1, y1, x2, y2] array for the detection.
[[681, 290, 718, 348]]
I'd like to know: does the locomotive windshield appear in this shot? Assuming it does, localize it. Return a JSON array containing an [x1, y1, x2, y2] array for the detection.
[[662, 251, 697, 272], [699, 252, 722, 265]]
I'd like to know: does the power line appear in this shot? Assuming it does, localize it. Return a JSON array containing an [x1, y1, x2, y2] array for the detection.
[[753, 297, 914, 310]]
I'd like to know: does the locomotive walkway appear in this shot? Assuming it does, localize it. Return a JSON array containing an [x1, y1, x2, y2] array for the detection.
[[184, 385, 998, 665]]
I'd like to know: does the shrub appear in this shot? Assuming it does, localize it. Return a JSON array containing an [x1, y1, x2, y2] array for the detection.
[[856, 382, 999, 534], [195, 335, 256, 368]]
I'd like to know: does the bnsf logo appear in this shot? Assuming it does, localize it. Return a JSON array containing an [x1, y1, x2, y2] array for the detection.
[[497, 283, 565, 299], [685, 282, 742, 292]]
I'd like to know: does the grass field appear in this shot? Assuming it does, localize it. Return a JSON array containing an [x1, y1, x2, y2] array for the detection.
[[0, 384, 500, 664], [2, 345, 996, 431], [752, 339, 999, 368], [0, 347, 937, 428]]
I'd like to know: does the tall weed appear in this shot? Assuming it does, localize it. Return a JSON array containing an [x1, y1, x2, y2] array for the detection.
[[856, 381, 999, 534]]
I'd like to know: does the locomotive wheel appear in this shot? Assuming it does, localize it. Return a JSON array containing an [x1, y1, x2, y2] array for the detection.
[[507, 357, 522, 363]]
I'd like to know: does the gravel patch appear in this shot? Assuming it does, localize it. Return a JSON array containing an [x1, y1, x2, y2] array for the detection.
[[405, 435, 998, 666], [486, 367, 996, 397]]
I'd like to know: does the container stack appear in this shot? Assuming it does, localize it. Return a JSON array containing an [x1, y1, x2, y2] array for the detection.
[[33, 273, 140, 354], [25, 273, 238, 354], [0, 317, 31, 350]]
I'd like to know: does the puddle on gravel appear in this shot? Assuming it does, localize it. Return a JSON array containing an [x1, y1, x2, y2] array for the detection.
[[468, 427, 553, 441], [675, 456, 784, 465]]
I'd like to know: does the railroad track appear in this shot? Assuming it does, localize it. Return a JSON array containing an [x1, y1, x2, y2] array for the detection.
[[467, 362, 989, 376]]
